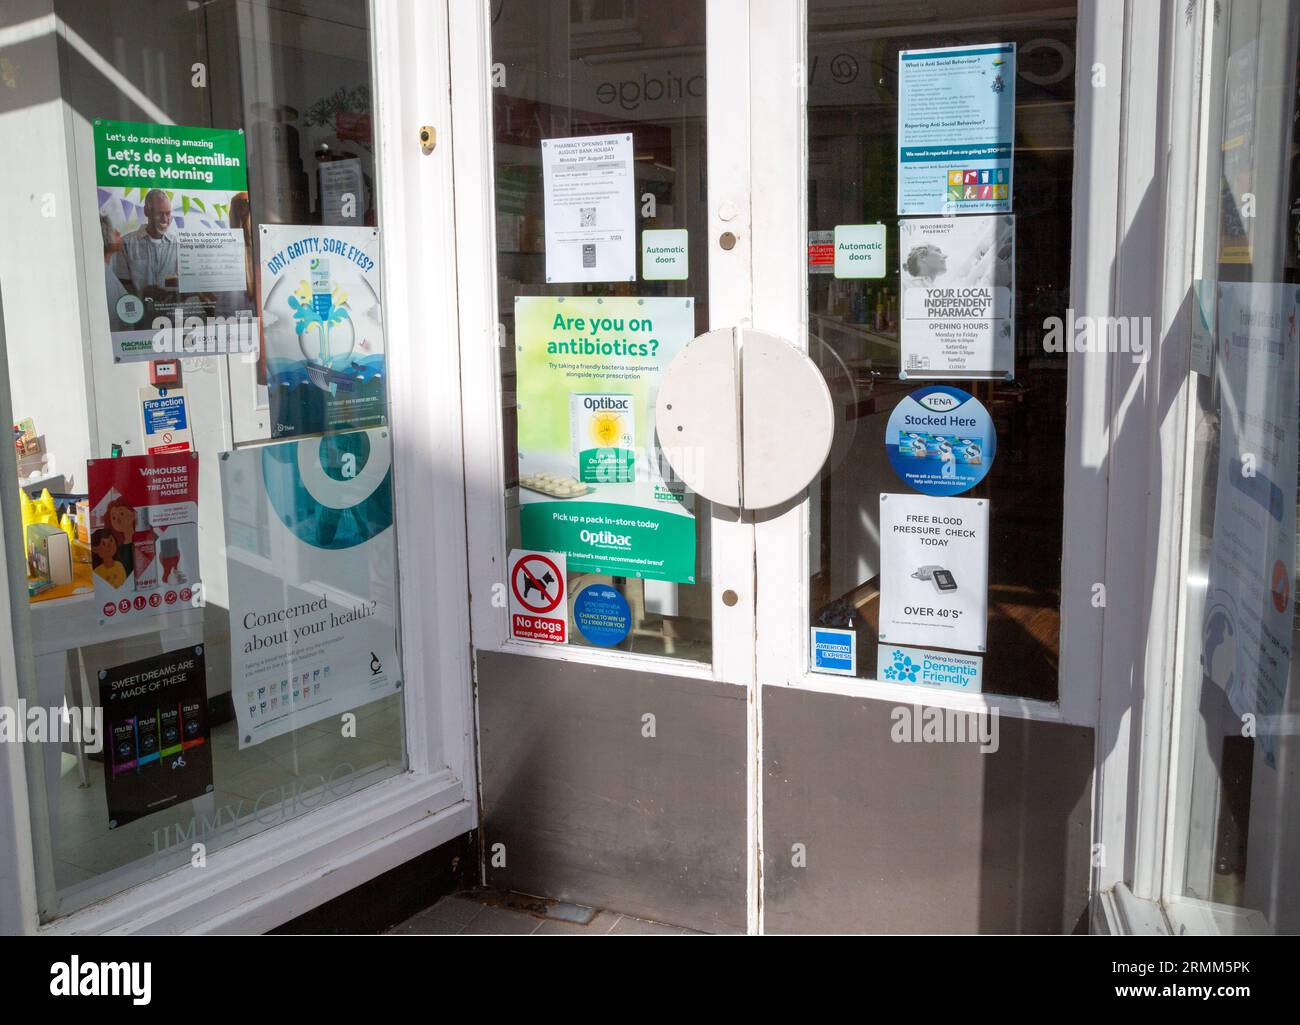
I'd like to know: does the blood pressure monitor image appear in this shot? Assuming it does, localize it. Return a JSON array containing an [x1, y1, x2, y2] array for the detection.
[[912, 564, 958, 593]]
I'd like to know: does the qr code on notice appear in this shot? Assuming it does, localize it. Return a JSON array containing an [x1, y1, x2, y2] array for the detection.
[[582, 244, 597, 268], [580, 207, 597, 227]]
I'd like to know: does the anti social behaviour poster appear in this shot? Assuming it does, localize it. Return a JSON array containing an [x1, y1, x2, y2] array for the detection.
[[259, 225, 385, 440], [94, 120, 254, 363], [99, 645, 211, 829], [221, 429, 400, 749], [897, 43, 1016, 216], [515, 296, 697, 582]]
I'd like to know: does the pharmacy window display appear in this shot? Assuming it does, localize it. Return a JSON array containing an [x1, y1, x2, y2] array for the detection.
[[5, 0, 408, 923]]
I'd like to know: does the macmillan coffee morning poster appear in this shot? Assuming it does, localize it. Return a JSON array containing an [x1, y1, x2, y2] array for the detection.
[[94, 120, 254, 362], [514, 296, 696, 583]]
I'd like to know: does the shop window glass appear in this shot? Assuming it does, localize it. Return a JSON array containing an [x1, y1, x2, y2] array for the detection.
[[1171, 0, 1300, 931], [805, 0, 1078, 700], [1, 0, 406, 922]]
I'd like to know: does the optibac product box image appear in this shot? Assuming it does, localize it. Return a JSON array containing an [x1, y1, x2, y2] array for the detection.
[[570, 393, 635, 483]]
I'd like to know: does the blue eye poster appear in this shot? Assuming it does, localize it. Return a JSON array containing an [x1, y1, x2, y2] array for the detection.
[[258, 225, 385, 439], [897, 42, 1016, 216]]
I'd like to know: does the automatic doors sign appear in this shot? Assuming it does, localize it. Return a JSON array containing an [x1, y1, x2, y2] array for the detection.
[[879, 493, 989, 653], [900, 215, 1015, 379], [886, 386, 995, 496], [509, 550, 568, 643]]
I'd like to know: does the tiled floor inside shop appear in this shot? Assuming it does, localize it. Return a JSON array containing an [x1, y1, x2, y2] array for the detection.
[[389, 890, 700, 935]]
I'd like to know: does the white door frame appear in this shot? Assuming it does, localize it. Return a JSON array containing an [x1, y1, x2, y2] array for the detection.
[[0, 0, 476, 934], [449, 0, 1183, 935], [449, 0, 763, 928]]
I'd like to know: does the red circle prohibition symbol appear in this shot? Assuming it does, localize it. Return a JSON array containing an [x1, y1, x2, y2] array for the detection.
[[511, 554, 563, 614]]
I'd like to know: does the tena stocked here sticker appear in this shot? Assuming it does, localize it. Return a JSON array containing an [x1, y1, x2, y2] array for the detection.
[[886, 385, 995, 497]]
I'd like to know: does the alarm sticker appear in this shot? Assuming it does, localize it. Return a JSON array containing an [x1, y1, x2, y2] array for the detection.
[[886, 385, 995, 496]]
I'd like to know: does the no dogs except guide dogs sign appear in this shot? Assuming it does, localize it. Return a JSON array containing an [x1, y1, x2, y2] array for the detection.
[[509, 549, 568, 643]]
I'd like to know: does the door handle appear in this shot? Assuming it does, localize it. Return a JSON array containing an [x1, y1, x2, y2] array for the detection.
[[655, 328, 833, 510]]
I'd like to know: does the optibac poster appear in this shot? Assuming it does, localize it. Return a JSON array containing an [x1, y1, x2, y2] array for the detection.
[[515, 296, 696, 582], [259, 225, 385, 439], [94, 120, 254, 362]]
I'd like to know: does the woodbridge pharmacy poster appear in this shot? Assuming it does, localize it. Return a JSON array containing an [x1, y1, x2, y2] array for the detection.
[[897, 43, 1015, 216], [99, 646, 211, 829], [515, 296, 696, 582], [259, 225, 385, 439], [1202, 283, 1300, 766], [94, 120, 254, 362], [221, 429, 400, 749], [899, 215, 1015, 379], [87, 452, 201, 626]]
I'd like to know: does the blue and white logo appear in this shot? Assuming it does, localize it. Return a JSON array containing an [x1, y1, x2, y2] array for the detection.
[[811, 627, 857, 676], [573, 584, 632, 647], [886, 385, 996, 497], [876, 644, 983, 692]]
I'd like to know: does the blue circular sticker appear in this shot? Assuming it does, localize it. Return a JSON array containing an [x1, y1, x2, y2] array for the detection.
[[573, 584, 632, 647], [885, 385, 995, 496]]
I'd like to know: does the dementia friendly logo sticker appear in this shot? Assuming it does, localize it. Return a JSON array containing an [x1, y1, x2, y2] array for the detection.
[[886, 385, 995, 496]]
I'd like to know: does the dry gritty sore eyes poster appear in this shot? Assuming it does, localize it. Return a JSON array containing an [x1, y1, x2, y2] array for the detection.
[[221, 429, 400, 749], [515, 296, 697, 583], [259, 225, 385, 439], [94, 120, 254, 362]]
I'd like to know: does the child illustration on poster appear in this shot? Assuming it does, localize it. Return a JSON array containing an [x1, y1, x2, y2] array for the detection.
[[87, 452, 201, 625]]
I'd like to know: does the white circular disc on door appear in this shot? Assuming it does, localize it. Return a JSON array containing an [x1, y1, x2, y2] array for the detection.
[[655, 328, 741, 507], [655, 328, 833, 510], [739, 330, 834, 509]]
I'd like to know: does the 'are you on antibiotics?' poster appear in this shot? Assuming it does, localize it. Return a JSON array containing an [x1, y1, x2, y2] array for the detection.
[[515, 296, 696, 583]]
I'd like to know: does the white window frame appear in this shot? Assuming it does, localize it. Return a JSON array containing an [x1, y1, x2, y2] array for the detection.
[[0, 0, 475, 934]]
